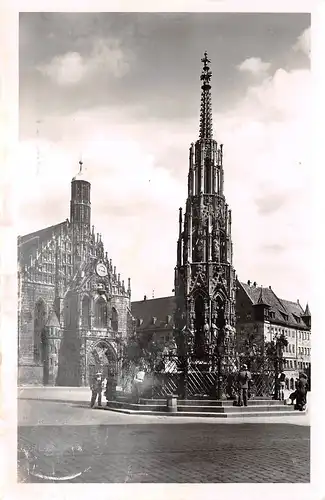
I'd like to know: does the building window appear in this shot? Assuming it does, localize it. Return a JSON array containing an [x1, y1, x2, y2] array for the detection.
[[111, 307, 118, 333], [292, 331, 295, 338], [292, 345, 295, 354], [94, 297, 107, 328]]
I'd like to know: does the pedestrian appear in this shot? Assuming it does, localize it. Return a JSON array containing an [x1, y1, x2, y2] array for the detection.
[[90, 371, 103, 408], [278, 371, 286, 401], [105, 368, 117, 404], [289, 377, 299, 405], [237, 363, 252, 407], [295, 372, 308, 411], [132, 365, 146, 403]]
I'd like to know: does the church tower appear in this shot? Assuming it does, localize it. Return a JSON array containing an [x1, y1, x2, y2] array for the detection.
[[70, 160, 91, 269], [174, 53, 236, 359]]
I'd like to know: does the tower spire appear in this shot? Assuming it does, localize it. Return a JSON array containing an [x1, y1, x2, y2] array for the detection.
[[199, 51, 213, 140]]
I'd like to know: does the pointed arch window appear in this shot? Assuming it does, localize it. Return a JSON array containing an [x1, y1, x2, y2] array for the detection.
[[34, 299, 46, 363], [111, 307, 119, 333], [94, 297, 107, 328], [82, 296, 91, 328]]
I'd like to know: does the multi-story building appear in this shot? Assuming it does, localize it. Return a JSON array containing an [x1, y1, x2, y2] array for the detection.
[[236, 280, 311, 389], [131, 295, 175, 348], [18, 162, 131, 386]]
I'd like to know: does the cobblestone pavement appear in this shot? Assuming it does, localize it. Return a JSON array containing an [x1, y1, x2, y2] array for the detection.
[[18, 391, 310, 483]]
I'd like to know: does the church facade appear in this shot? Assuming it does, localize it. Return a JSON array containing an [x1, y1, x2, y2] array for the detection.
[[18, 163, 131, 386]]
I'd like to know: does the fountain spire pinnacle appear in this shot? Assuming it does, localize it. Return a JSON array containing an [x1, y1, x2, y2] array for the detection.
[[199, 51, 213, 140]]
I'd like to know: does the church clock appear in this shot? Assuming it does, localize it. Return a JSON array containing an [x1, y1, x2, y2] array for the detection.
[[96, 262, 108, 277]]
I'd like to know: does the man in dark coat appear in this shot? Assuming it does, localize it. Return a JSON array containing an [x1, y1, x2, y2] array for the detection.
[[295, 372, 308, 411], [90, 371, 103, 408], [237, 364, 252, 407], [105, 368, 117, 404]]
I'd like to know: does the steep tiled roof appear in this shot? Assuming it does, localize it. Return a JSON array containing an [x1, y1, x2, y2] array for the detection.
[[19, 220, 68, 246], [131, 284, 310, 332], [304, 303, 311, 316], [18, 220, 69, 266], [239, 282, 309, 329], [131, 296, 176, 330]]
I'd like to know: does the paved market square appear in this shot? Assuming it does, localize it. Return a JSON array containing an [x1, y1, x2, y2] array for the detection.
[[18, 387, 310, 483]]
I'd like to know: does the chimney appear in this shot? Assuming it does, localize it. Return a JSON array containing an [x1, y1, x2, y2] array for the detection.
[[144, 295, 147, 301], [253, 282, 257, 287], [247, 280, 251, 286], [269, 286, 272, 290]]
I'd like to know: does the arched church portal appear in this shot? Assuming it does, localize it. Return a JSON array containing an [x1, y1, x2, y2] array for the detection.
[[87, 340, 117, 384]]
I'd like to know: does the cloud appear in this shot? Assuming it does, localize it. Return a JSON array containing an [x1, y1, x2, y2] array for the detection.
[[261, 244, 285, 254], [293, 27, 310, 57], [17, 27, 311, 304], [38, 37, 131, 86], [214, 58, 311, 303], [39, 52, 87, 86], [254, 193, 287, 215], [237, 57, 271, 76]]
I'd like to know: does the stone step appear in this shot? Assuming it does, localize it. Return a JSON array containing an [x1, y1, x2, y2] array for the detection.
[[105, 401, 296, 413], [106, 401, 166, 411], [177, 405, 295, 413], [138, 398, 287, 407], [100, 406, 306, 418]]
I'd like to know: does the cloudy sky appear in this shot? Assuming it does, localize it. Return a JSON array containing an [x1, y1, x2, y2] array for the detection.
[[18, 12, 311, 305]]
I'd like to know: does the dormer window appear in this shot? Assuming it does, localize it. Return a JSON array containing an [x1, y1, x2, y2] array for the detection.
[[152, 317, 157, 325]]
